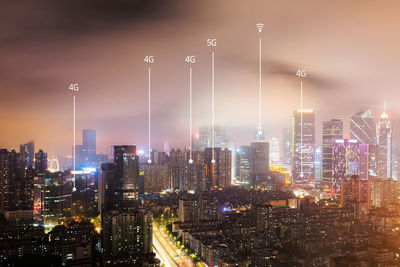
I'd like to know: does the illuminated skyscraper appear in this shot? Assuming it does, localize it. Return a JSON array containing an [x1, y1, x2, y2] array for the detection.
[[20, 140, 34, 168], [282, 128, 292, 170], [236, 146, 250, 183], [0, 149, 11, 212], [392, 144, 398, 180], [292, 109, 315, 184], [267, 137, 280, 166], [350, 107, 376, 145], [314, 145, 322, 184], [249, 141, 269, 187], [359, 144, 369, 180], [377, 110, 392, 178], [113, 145, 139, 209], [99, 162, 114, 212], [322, 119, 343, 188], [205, 147, 231, 189], [34, 149, 47, 173], [333, 139, 360, 192], [340, 175, 370, 221]]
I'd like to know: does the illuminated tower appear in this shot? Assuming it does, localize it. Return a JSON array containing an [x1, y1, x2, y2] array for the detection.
[[392, 144, 399, 180], [292, 109, 315, 184], [378, 107, 392, 178], [113, 145, 139, 209], [34, 149, 48, 173], [314, 145, 322, 184], [205, 147, 231, 189], [20, 140, 34, 169], [249, 141, 269, 187], [236, 146, 250, 183], [333, 139, 360, 192], [322, 119, 343, 188], [282, 128, 292, 171], [350, 107, 376, 145], [267, 137, 280, 166]]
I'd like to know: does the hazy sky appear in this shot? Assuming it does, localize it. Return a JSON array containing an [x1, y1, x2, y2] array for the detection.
[[1, 0, 400, 157]]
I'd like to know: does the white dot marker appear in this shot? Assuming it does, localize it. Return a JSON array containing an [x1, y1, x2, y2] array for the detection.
[[188, 159, 193, 164], [72, 187, 77, 192], [147, 159, 152, 164], [211, 159, 216, 164]]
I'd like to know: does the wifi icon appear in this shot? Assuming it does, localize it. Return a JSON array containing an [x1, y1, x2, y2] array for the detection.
[[256, 23, 264, 33]]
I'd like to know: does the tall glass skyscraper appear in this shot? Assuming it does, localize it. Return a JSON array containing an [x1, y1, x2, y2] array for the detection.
[[249, 141, 269, 187], [282, 128, 292, 171], [322, 119, 343, 188], [378, 111, 392, 178], [350, 107, 376, 145], [113, 145, 139, 208], [292, 109, 315, 184], [333, 139, 360, 192]]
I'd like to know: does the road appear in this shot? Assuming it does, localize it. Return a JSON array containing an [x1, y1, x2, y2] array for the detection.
[[152, 222, 195, 267]]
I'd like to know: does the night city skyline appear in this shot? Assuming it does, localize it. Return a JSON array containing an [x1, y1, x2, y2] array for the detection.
[[2, 2, 400, 267]]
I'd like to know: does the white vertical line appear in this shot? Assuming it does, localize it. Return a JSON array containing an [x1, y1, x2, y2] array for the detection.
[[148, 67, 151, 162], [73, 94, 76, 190], [189, 67, 193, 161], [300, 81, 303, 177], [259, 37, 262, 132], [212, 51, 215, 162]]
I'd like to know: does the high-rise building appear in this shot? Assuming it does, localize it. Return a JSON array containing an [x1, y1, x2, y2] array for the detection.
[[0, 149, 11, 212], [205, 147, 231, 189], [359, 144, 369, 180], [350, 107, 376, 145], [378, 111, 392, 178], [198, 126, 210, 151], [6, 149, 32, 211], [370, 178, 398, 208], [40, 171, 73, 228], [143, 164, 169, 193], [292, 109, 315, 184], [222, 140, 236, 183], [82, 129, 96, 165], [249, 141, 269, 187], [314, 146, 322, 184], [340, 175, 370, 221], [113, 145, 139, 209], [99, 163, 114, 213], [169, 148, 188, 190], [20, 141, 34, 169], [102, 209, 153, 264], [214, 126, 226, 148], [252, 203, 272, 233], [179, 198, 199, 222], [236, 146, 250, 183], [333, 139, 360, 192], [322, 119, 343, 188], [392, 144, 399, 180], [34, 149, 47, 173], [282, 128, 292, 170], [267, 137, 280, 166]]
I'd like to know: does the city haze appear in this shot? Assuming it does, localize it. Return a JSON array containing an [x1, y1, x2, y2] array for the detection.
[[1, 0, 399, 157]]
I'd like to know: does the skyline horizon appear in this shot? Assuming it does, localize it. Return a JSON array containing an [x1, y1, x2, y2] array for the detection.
[[2, 104, 393, 158]]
